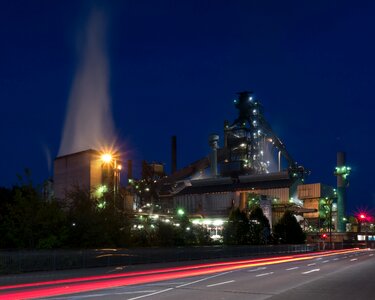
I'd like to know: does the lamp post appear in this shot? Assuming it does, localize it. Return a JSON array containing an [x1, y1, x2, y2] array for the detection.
[[358, 213, 368, 248], [100, 152, 122, 210]]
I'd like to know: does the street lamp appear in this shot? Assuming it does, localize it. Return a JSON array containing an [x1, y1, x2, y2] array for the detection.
[[358, 213, 368, 248], [100, 151, 122, 209]]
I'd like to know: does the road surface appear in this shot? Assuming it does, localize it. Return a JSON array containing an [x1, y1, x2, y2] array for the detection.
[[1, 248, 374, 299]]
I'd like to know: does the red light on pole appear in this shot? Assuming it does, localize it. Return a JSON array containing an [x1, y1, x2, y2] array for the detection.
[[359, 213, 367, 221]]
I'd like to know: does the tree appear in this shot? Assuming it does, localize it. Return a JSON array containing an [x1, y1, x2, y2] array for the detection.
[[65, 186, 131, 248], [274, 210, 306, 244], [249, 206, 271, 244], [223, 208, 249, 245], [0, 171, 67, 249]]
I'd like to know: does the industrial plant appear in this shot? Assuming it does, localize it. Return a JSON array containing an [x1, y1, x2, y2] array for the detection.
[[53, 91, 365, 244]]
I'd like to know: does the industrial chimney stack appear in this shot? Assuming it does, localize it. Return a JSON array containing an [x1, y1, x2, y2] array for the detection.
[[335, 151, 351, 232], [171, 135, 177, 174]]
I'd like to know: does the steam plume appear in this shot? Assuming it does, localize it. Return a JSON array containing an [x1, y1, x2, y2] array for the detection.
[[59, 8, 115, 156]]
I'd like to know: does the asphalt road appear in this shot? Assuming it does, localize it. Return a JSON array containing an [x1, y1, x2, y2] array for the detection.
[[1, 249, 374, 300]]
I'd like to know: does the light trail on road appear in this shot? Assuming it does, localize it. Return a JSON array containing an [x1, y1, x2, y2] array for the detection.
[[0, 248, 365, 300]]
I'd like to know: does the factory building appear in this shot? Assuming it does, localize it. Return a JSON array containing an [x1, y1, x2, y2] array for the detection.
[[54, 149, 122, 200], [156, 91, 311, 229]]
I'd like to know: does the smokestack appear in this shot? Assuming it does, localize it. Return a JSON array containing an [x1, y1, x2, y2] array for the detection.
[[336, 151, 349, 232], [127, 160, 133, 181], [209, 134, 219, 177], [171, 135, 177, 174]]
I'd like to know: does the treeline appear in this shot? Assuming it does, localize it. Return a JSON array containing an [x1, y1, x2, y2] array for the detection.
[[0, 177, 305, 249], [223, 207, 306, 245], [0, 180, 211, 249]]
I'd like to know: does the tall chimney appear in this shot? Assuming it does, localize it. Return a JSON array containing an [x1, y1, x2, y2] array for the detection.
[[127, 159, 133, 181], [335, 151, 350, 232], [171, 135, 177, 174], [209, 134, 219, 177]]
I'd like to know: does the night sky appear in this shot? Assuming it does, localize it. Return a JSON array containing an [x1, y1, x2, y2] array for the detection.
[[1, 0, 374, 214]]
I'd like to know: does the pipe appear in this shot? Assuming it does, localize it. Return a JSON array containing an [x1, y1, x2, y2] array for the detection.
[[209, 134, 219, 177], [337, 151, 346, 232], [171, 135, 177, 174], [127, 160, 133, 181]]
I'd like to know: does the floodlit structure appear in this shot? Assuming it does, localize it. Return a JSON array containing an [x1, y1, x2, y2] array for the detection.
[[157, 91, 309, 228], [334, 151, 351, 232], [54, 149, 122, 200]]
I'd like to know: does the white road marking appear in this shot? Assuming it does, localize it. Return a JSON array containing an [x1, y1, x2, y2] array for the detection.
[[127, 288, 173, 300], [286, 267, 299, 271], [369, 254, 374, 257], [117, 290, 158, 294], [350, 258, 358, 261], [322, 260, 329, 263], [146, 282, 187, 286], [49, 290, 159, 300], [206, 280, 235, 287], [343, 256, 348, 259], [316, 258, 322, 260], [302, 269, 320, 274], [128, 271, 233, 299], [307, 263, 316, 266], [248, 267, 267, 272], [256, 272, 274, 277], [176, 271, 232, 288], [333, 258, 339, 261]]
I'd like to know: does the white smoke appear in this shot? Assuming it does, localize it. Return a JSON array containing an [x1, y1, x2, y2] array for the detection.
[[59, 8, 115, 156]]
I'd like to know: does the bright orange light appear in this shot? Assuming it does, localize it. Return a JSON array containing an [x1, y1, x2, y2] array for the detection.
[[101, 153, 112, 163]]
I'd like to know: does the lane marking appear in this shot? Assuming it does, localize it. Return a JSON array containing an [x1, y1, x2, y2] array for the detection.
[[176, 271, 232, 288], [286, 267, 299, 271], [206, 280, 235, 287], [248, 267, 267, 272], [350, 258, 358, 261], [127, 288, 173, 300], [146, 282, 187, 286], [130, 272, 233, 299], [343, 256, 348, 259], [307, 263, 316, 266], [256, 272, 274, 277], [322, 260, 329, 263], [316, 258, 322, 260], [333, 258, 339, 261], [302, 269, 320, 274], [50, 290, 160, 300], [369, 254, 374, 257]]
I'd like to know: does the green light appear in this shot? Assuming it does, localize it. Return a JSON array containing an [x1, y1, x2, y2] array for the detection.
[[334, 165, 351, 177], [177, 209, 185, 216], [95, 185, 107, 198], [97, 201, 106, 209]]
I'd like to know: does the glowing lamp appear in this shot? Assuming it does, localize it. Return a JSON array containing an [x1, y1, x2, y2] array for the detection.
[[101, 153, 112, 163], [359, 214, 366, 220]]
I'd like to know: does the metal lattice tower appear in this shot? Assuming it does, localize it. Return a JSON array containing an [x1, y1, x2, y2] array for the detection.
[[223, 91, 305, 177]]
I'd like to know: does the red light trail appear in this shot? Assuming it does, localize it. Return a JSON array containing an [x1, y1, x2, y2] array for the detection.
[[0, 248, 363, 300]]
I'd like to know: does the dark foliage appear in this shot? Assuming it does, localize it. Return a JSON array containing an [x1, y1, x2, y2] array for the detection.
[[273, 210, 306, 244]]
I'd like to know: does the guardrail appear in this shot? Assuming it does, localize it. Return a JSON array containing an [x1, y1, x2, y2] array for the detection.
[[0, 244, 318, 274]]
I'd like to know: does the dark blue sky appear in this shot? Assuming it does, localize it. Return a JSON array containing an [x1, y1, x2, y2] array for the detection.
[[0, 0, 374, 214]]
